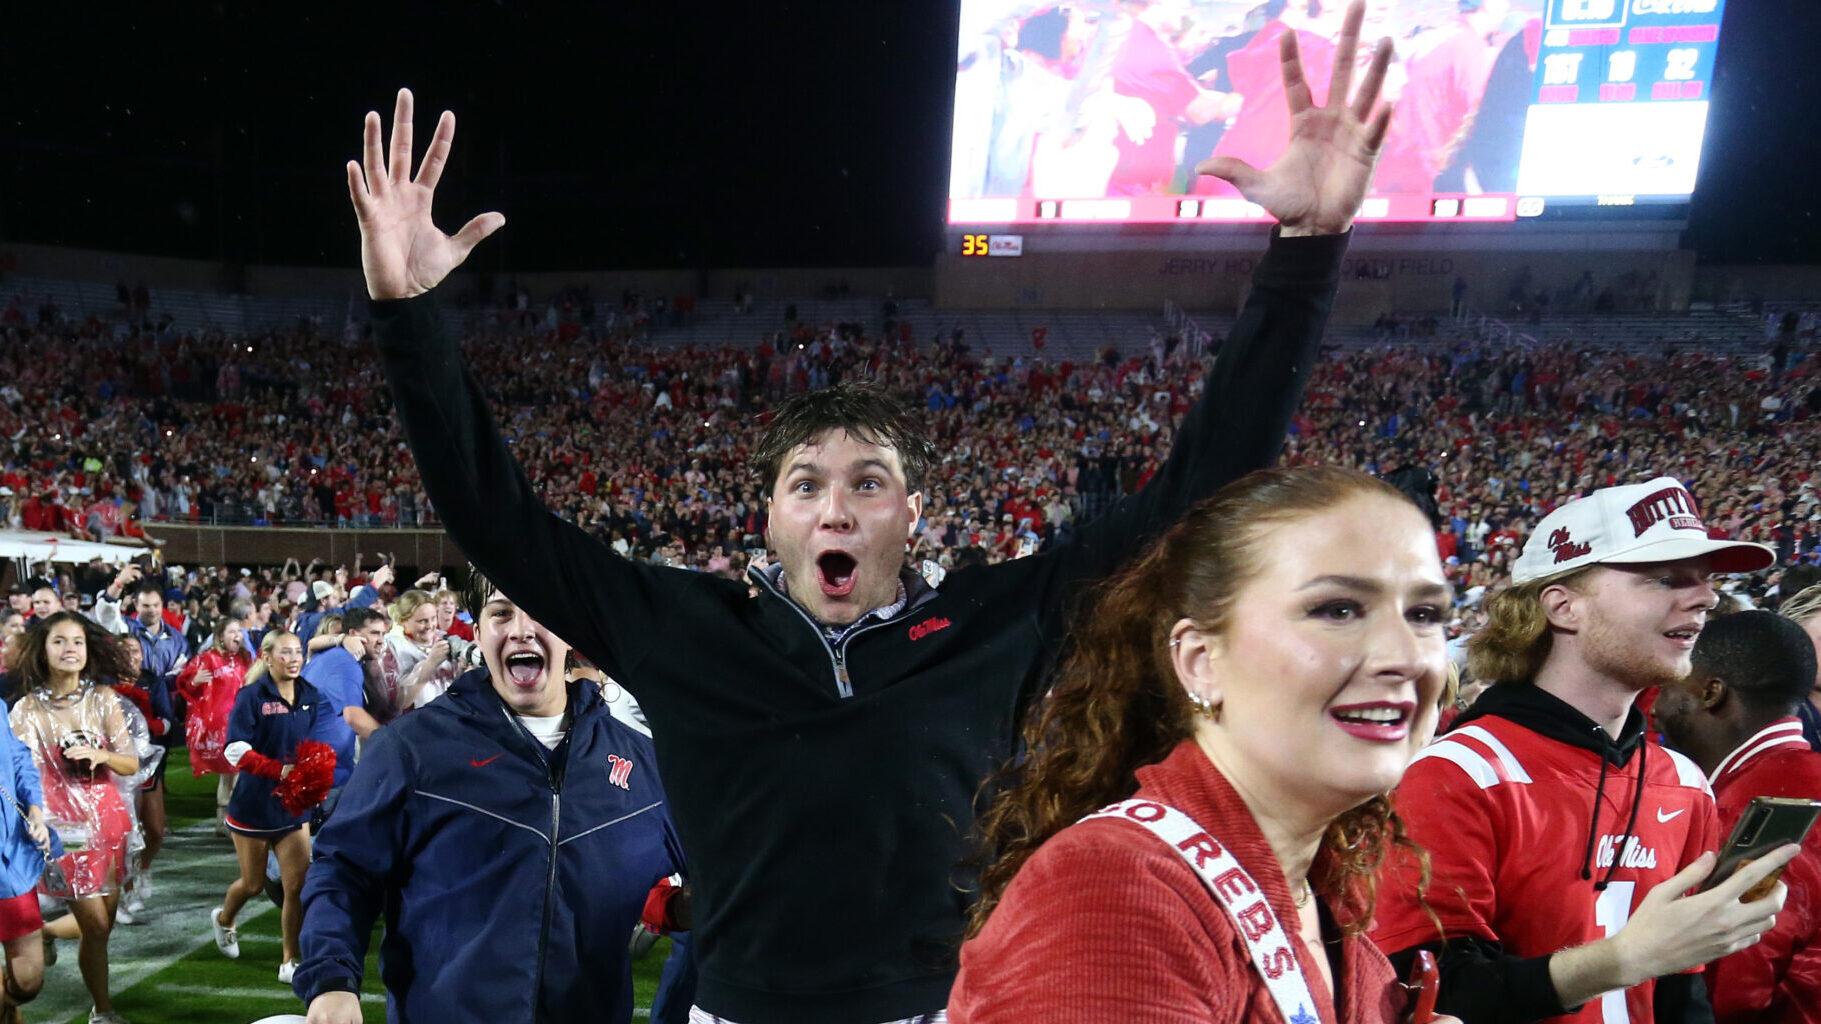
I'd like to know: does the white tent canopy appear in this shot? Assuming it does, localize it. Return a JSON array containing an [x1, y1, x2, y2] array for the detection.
[[0, 530, 144, 567]]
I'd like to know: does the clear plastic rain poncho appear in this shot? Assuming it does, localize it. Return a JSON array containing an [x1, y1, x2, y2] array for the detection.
[[111, 691, 162, 888], [8, 681, 137, 898]]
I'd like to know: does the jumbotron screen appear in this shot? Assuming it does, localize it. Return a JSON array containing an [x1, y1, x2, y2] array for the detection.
[[948, 0, 1728, 226]]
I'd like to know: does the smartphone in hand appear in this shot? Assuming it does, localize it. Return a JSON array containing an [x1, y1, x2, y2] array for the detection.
[[1699, 796, 1821, 901], [1404, 949, 1439, 1024]]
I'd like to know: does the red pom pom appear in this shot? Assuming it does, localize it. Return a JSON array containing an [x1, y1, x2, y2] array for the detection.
[[274, 740, 337, 817], [115, 682, 154, 721]]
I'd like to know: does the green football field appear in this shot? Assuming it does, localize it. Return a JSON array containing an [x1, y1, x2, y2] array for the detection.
[[28, 749, 673, 1024]]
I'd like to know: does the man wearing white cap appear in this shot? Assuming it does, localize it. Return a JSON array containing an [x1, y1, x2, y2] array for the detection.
[[1372, 477, 1799, 1023]]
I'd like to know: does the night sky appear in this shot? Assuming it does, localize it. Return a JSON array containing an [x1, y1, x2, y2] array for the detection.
[[3, 2, 1817, 272]]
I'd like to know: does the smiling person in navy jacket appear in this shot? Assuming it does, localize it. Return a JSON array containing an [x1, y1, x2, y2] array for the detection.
[[212, 629, 325, 986], [294, 566, 686, 1024]]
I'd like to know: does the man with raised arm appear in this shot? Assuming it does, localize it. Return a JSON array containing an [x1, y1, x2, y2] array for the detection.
[[343, 5, 1396, 1020]]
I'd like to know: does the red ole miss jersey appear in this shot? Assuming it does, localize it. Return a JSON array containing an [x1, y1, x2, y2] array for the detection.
[[1374, 716, 1718, 1024], [1704, 718, 1821, 1024]]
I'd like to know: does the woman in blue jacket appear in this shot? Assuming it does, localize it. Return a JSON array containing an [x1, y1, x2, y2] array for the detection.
[[210, 629, 326, 986]]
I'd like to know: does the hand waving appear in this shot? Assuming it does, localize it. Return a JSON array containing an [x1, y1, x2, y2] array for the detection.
[[1195, 0, 1392, 236], [347, 88, 505, 301]]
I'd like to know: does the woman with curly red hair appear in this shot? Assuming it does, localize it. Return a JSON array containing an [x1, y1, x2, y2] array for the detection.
[[949, 467, 1456, 1023]]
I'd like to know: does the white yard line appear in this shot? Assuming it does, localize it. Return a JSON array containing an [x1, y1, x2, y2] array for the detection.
[[35, 820, 280, 1024], [149, 984, 383, 1005]]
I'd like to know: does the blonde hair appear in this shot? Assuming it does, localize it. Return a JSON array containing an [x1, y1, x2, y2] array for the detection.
[[392, 589, 434, 630], [1467, 568, 1594, 684], [1781, 583, 1821, 625], [243, 629, 299, 688]]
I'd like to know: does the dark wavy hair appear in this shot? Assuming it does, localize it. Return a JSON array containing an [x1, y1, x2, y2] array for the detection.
[[966, 466, 1433, 938], [752, 380, 938, 496], [9, 610, 137, 701]]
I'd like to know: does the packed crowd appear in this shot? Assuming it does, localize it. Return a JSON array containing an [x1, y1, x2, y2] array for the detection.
[[0, 554, 532, 1021], [5, 287, 1820, 608], [7, 29, 1821, 1024]]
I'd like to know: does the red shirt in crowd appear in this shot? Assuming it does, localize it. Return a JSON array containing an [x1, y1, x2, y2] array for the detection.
[[1703, 718, 1821, 1024]]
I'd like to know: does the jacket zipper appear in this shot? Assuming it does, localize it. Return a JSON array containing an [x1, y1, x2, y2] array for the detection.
[[751, 569, 897, 698], [534, 790, 560, 1003], [831, 619, 897, 699], [509, 706, 563, 1010]]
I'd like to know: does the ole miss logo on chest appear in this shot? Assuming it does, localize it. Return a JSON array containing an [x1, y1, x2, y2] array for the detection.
[[607, 754, 634, 790], [907, 616, 952, 642]]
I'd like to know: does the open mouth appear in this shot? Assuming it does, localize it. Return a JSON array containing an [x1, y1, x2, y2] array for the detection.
[[1664, 627, 1700, 646], [1329, 703, 1413, 741], [504, 652, 546, 686], [816, 552, 858, 597]]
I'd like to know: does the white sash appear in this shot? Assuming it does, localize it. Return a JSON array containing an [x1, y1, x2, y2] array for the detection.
[[1084, 799, 1323, 1024]]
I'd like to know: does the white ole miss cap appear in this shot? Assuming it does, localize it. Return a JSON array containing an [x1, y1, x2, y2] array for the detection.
[[1511, 476, 1775, 584]]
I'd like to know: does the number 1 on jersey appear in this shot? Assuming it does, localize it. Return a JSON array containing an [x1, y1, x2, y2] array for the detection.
[[1593, 881, 1637, 1024]]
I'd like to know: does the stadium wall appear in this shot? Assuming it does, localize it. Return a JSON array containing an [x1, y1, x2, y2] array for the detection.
[[144, 524, 469, 573], [933, 247, 1698, 321], [0, 241, 930, 303], [1695, 264, 1821, 305], [25, 239, 1809, 322]]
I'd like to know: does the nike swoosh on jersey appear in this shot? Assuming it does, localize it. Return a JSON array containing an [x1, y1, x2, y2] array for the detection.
[[1656, 807, 1686, 823], [470, 754, 502, 768]]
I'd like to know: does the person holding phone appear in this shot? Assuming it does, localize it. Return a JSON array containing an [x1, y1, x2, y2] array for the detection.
[[1655, 610, 1821, 1024], [1373, 478, 1797, 1023]]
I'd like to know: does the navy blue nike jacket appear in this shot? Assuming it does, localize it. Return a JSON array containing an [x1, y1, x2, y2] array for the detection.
[[294, 667, 684, 1024]]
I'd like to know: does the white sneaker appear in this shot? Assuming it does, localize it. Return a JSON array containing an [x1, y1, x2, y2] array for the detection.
[[211, 907, 239, 959], [88, 1010, 129, 1024], [278, 960, 298, 984], [114, 904, 136, 925], [127, 872, 150, 909]]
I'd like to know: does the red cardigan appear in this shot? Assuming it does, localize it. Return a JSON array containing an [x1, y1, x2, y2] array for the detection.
[[949, 741, 1407, 1023]]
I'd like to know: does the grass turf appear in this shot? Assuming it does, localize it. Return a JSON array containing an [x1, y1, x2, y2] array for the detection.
[[98, 748, 672, 1024]]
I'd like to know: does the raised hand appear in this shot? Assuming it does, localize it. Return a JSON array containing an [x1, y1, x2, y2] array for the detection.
[[1195, 0, 1392, 236], [347, 88, 505, 301]]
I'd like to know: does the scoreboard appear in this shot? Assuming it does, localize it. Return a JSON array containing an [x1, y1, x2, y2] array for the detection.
[[946, 0, 1730, 228], [1517, 0, 1725, 204]]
